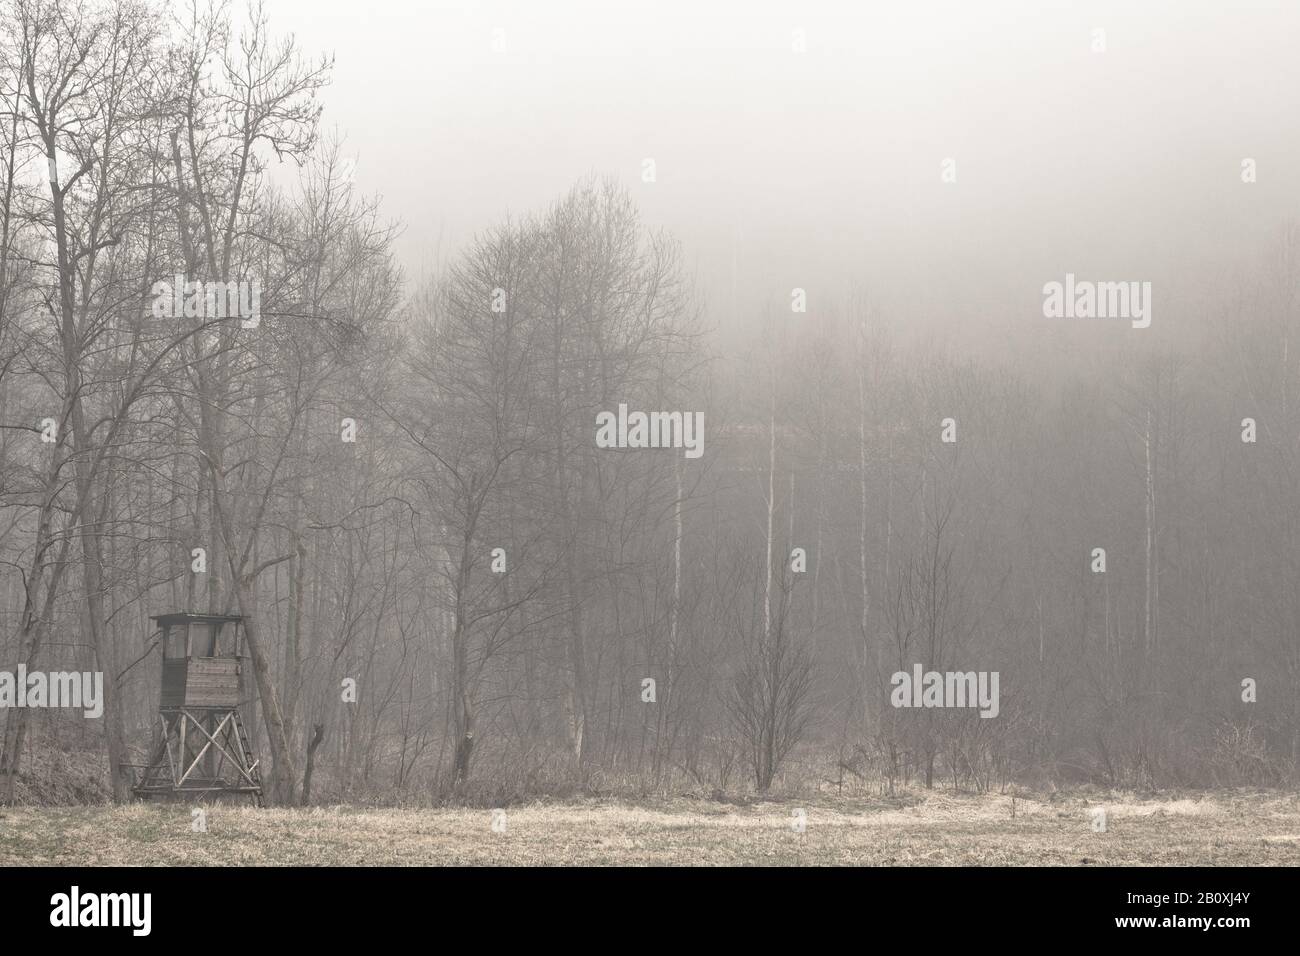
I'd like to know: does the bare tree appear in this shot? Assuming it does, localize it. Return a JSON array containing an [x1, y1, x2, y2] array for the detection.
[[728, 565, 815, 792]]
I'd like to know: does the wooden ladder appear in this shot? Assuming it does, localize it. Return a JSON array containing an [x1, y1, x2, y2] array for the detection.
[[231, 710, 265, 807]]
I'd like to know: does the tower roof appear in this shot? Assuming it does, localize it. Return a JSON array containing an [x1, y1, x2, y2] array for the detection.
[[150, 612, 245, 628]]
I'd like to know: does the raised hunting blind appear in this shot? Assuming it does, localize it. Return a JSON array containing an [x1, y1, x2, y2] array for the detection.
[[131, 613, 264, 806]]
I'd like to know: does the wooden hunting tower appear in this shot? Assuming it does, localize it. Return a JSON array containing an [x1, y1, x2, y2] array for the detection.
[[132, 613, 263, 806]]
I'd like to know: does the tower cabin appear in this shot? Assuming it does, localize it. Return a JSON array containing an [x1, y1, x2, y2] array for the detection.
[[157, 612, 244, 709]]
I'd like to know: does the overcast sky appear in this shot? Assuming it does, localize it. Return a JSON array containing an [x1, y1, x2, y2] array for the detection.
[[261, 0, 1300, 359]]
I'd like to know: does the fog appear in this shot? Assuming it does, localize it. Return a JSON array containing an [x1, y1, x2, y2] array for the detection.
[[274, 0, 1300, 357], [5, 0, 1300, 814]]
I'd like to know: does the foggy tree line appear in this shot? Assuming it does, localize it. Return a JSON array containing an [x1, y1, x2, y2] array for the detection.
[[1, 0, 1295, 806]]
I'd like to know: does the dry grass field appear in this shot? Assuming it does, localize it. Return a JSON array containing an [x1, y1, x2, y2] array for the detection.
[[3, 789, 1300, 865]]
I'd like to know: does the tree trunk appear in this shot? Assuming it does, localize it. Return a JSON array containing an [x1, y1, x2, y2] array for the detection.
[[301, 723, 325, 806]]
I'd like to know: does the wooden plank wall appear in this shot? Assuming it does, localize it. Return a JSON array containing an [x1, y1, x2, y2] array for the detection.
[[160, 657, 242, 709], [183, 657, 241, 708]]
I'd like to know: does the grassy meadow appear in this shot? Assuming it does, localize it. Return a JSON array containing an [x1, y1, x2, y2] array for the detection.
[[3, 789, 1299, 866]]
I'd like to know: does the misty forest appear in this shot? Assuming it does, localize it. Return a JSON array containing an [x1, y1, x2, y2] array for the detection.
[[1, 0, 1298, 818]]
